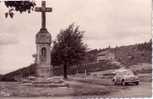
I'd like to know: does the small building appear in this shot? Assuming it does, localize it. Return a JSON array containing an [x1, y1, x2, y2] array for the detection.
[[97, 50, 115, 62]]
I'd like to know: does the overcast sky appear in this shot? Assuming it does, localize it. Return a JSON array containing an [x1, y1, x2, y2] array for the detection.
[[0, 0, 152, 74]]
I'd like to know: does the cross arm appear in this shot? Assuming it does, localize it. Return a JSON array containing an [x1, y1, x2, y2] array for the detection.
[[35, 7, 52, 12]]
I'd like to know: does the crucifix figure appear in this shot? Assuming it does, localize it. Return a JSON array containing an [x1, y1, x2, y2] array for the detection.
[[35, 1, 52, 29]]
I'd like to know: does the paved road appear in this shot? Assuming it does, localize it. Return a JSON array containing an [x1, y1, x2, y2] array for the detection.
[[104, 82, 152, 98]]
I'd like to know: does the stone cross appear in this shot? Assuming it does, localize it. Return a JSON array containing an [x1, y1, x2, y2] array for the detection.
[[35, 1, 52, 29]]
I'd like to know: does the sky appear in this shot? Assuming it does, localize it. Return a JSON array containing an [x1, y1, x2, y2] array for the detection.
[[0, 0, 152, 74]]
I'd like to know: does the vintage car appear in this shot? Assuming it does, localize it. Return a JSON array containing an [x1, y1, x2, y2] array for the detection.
[[112, 69, 139, 85]]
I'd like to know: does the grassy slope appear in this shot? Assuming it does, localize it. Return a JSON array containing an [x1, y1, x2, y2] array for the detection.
[[1, 64, 36, 81], [111, 44, 151, 66]]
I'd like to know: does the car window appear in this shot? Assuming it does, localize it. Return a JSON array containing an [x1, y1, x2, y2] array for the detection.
[[125, 71, 134, 75], [116, 70, 134, 76]]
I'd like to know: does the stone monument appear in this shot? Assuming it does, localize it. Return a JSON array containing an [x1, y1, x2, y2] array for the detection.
[[35, 1, 52, 78], [21, 1, 67, 87]]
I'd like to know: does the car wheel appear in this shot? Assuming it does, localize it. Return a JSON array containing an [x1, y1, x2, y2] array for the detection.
[[135, 81, 139, 85], [121, 79, 126, 86], [112, 79, 116, 85], [114, 82, 117, 85]]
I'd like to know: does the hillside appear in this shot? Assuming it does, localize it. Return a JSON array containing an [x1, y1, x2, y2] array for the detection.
[[1, 41, 151, 81], [111, 41, 152, 66], [87, 40, 152, 66], [1, 64, 36, 81], [0, 75, 3, 80]]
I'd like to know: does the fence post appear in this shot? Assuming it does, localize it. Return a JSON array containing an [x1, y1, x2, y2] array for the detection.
[[84, 64, 87, 80]]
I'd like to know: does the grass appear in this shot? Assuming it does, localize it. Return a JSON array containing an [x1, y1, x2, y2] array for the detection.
[[129, 63, 152, 74], [0, 79, 110, 97], [70, 83, 110, 96]]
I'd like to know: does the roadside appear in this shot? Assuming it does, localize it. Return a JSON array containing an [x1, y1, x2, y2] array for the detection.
[[68, 72, 152, 98]]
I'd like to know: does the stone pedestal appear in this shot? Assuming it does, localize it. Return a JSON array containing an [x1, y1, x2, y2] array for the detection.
[[36, 28, 53, 78], [21, 76, 68, 88]]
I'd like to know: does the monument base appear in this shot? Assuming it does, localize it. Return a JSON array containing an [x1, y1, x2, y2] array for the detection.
[[21, 76, 68, 88]]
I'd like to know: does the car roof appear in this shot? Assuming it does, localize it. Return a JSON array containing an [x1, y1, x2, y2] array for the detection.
[[114, 68, 130, 72], [115, 68, 133, 74]]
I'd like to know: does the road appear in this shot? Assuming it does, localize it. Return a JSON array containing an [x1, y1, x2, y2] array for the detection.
[[104, 82, 152, 98]]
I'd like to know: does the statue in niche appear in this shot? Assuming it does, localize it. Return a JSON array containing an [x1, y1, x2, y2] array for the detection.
[[40, 47, 47, 62]]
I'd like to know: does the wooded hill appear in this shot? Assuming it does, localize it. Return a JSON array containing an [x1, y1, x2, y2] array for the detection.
[[112, 41, 152, 66], [86, 40, 152, 66]]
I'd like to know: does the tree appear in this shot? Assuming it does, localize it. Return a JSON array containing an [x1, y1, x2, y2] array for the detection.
[[2, 1, 36, 18], [51, 24, 87, 79]]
